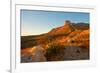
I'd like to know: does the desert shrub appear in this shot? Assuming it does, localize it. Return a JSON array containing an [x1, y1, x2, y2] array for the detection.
[[45, 43, 65, 61]]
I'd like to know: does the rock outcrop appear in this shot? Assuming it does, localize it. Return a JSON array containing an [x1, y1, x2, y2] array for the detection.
[[63, 46, 89, 60], [48, 20, 75, 36], [21, 46, 46, 63]]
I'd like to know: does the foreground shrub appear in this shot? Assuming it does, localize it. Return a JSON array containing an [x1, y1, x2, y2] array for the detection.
[[45, 43, 65, 61]]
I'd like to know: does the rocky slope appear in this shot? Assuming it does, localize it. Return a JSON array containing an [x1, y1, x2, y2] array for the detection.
[[21, 20, 89, 62]]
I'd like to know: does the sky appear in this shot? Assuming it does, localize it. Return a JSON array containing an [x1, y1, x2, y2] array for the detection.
[[21, 10, 89, 36]]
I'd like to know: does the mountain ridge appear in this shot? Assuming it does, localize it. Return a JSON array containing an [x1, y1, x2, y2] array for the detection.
[[21, 20, 89, 49]]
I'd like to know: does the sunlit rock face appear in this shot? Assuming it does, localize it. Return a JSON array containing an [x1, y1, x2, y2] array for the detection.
[[21, 46, 46, 63], [47, 20, 75, 36], [21, 20, 89, 62]]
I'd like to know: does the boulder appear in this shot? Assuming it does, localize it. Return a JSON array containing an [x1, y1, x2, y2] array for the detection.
[[21, 45, 46, 63]]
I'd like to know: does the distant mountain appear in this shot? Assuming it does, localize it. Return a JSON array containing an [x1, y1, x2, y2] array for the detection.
[[72, 23, 89, 30]]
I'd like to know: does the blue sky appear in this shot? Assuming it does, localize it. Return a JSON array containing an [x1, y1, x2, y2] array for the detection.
[[21, 10, 89, 36]]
